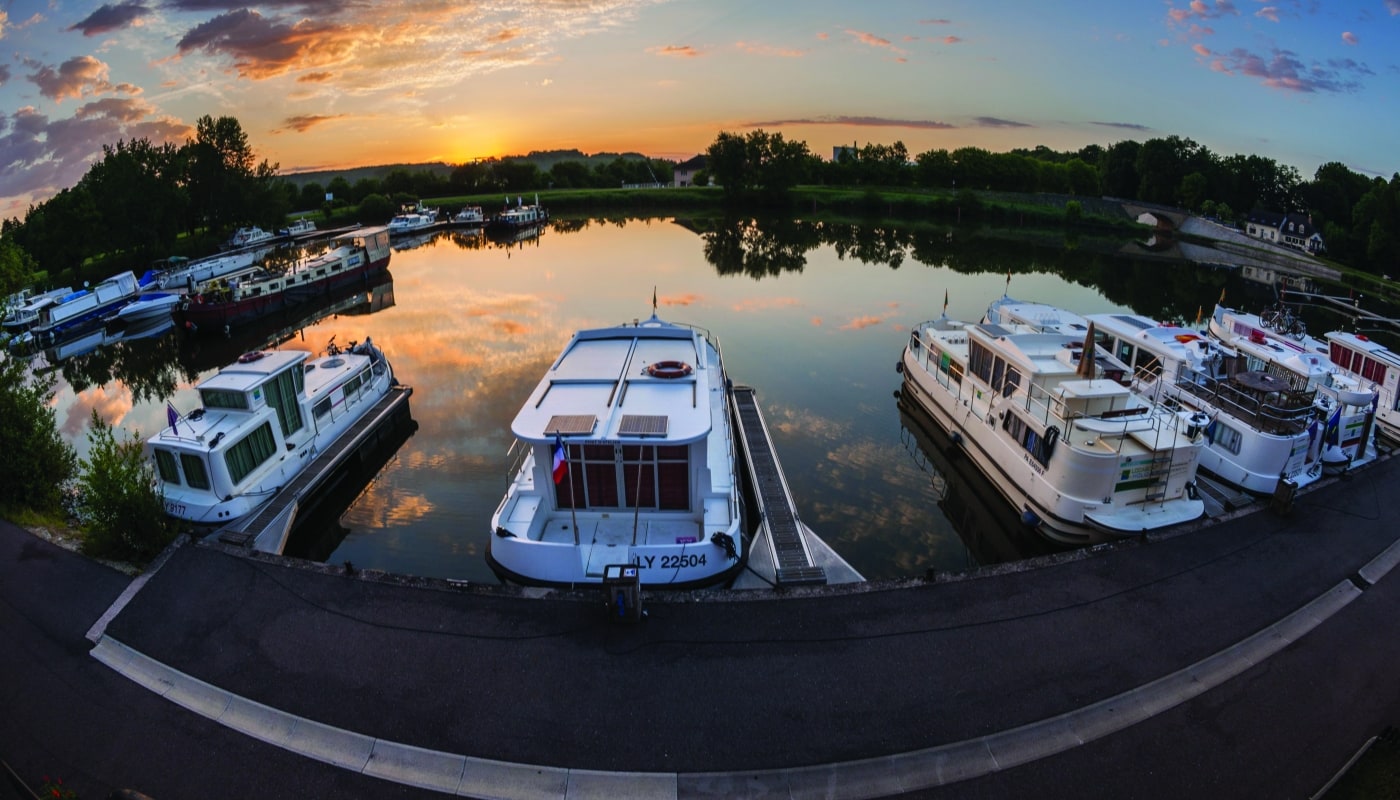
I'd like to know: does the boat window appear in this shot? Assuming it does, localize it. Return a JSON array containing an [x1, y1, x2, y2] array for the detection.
[[1115, 339, 1133, 365], [991, 358, 1006, 394], [1208, 422, 1243, 455], [225, 422, 278, 485], [556, 442, 690, 511], [313, 397, 332, 419], [263, 368, 305, 438], [180, 454, 211, 490], [1329, 342, 1352, 371], [969, 340, 995, 383], [1003, 366, 1022, 398], [342, 373, 362, 400], [154, 450, 181, 485], [201, 389, 248, 410]]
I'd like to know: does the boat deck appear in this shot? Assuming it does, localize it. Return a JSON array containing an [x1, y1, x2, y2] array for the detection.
[[731, 386, 827, 586], [216, 385, 413, 551]]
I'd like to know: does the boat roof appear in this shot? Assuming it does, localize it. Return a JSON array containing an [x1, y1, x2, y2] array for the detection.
[[199, 350, 307, 393], [1325, 330, 1400, 363], [511, 316, 717, 444]]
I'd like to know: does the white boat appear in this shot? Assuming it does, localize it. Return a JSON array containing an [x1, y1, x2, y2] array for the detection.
[[32, 271, 144, 340], [488, 313, 745, 587], [1062, 307, 1323, 495], [147, 337, 396, 528], [453, 206, 484, 225], [484, 197, 547, 239], [901, 308, 1206, 544], [228, 226, 275, 248], [278, 218, 317, 236], [154, 249, 266, 291], [3, 286, 73, 333], [1324, 330, 1400, 444], [115, 292, 181, 324], [1208, 304, 1377, 472], [387, 203, 439, 235]]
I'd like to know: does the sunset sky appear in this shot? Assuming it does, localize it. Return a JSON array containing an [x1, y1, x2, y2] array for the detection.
[[1, 0, 1397, 218]]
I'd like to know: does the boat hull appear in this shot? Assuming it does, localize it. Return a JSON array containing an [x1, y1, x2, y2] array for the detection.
[[174, 255, 388, 333]]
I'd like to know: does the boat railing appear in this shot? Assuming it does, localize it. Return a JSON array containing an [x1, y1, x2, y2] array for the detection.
[[1169, 372, 1315, 436], [504, 437, 531, 484]]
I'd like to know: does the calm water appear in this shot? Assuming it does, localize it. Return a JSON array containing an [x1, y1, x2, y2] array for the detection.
[[38, 216, 1366, 583]]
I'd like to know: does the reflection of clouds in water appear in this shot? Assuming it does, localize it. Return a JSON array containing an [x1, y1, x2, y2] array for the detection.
[[343, 485, 435, 529], [763, 402, 850, 441], [811, 316, 823, 327], [660, 293, 702, 307], [840, 314, 893, 331], [61, 385, 134, 439]]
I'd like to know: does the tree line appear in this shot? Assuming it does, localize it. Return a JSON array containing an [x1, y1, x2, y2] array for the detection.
[[705, 130, 1400, 275]]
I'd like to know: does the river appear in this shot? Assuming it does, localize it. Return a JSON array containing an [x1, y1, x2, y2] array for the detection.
[[34, 215, 1370, 583]]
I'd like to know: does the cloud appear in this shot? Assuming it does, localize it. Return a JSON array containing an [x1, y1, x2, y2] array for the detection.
[[297, 71, 333, 83], [175, 9, 353, 79], [1389, 0, 1400, 14], [1093, 120, 1153, 131], [1200, 45, 1372, 92], [26, 56, 117, 102], [846, 30, 895, 49], [1167, 0, 1238, 23], [1193, 43, 1211, 56], [747, 115, 955, 130], [648, 44, 701, 57], [0, 65, 9, 87], [920, 18, 953, 25], [1255, 6, 1279, 22], [973, 116, 1031, 128], [942, 35, 963, 44], [278, 113, 348, 133], [840, 314, 891, 330], [68, 2, 153, 36], [1342, 31, 1358, 45], [75, 97, 155, 122], [659, 293, 701, 306]]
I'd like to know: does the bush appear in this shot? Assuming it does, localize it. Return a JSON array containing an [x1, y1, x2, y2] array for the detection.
[[0, 357, 76, 514], [74, 410, 174, 560]]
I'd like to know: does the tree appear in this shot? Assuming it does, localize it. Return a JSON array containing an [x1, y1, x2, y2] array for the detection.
[[0, 236, 37, 298], [1100, 140, 1141, 198], [706, 131, 750, 198], [0, 358, 76, 515], [298, 182, 326, 211], [73, 410, 174, 559], [1179, 172, 1209, 211]]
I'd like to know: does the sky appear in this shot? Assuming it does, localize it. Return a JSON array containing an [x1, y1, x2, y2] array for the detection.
[[1, 0, 1397, 218]]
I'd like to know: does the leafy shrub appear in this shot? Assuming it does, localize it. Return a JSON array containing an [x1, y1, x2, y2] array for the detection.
[[74, 410, 174, 560], [0, 357, 75, 514]]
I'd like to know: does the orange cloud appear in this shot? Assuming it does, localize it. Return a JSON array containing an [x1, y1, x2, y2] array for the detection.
[[840, 315, 888, 330], [942, 35, 962, 44], [26, 55, 111, 102], [1342, 31, 1358, 45], [487, 29, 520, 44], [279, 113, 349, 133], [649, 45, 701, 57], [659, 293, 702, 307], [736, 41, 804, 57], [297, 71, 334, 83], [1192, 43, 1211, 56], [847, 30, 894, 49]]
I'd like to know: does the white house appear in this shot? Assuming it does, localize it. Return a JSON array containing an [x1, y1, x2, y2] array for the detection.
[[1245, 211, 1326, 254], [673, 155, 707, 187]]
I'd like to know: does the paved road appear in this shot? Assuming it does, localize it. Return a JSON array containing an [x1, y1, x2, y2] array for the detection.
[[2, 451, 1398, 799]]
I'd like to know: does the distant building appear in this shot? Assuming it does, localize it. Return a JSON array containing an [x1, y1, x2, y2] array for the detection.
[[1245, 211, 1326, 254], [674, 155, 707, 187]]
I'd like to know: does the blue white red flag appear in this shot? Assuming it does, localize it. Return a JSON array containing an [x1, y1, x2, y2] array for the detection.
[[167, 402, 180, 435], [552, 434, 568, 484]]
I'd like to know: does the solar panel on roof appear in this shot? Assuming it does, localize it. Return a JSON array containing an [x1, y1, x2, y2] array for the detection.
[[1113, 315, 1153, 330], [544, 414, 597, 435], [618, 414, 669, 437]]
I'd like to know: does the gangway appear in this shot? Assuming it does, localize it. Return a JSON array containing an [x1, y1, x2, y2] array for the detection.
[[216, 385, 413, 553], [731, 385, 827, 586]]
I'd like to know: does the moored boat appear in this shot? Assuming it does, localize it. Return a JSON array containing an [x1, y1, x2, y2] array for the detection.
[[901, 307, 1206, 544], [147, 337, 396, 529], [3, 286, 73, 334], [484, 196, 547, 239], [115, 291, 182, 325], [31, 270, 147, 341], [227, 226, 275, 248], [453, 206, 484, 225], [488, 312, 745, 587], [174, 226, 391, 334], [386, 203, 439, 235], [153, 248, 268, 291], [278, 218, 317, 237], [1208, 303, 1377, 472], [1324, 330, 1400, 444]]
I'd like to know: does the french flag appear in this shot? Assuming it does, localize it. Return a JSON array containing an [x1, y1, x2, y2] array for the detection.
[[552, 434, 568, 484], [167, 402, 180, 435]]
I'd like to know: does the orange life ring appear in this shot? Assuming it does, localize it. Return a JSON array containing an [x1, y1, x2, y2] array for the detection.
[[237, 351, 265, 363], [646, 360, 692, 379]]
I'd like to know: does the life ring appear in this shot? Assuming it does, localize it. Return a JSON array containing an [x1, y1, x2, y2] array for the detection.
[[237, 351, 265, 363], [646, 360, 692, 379]]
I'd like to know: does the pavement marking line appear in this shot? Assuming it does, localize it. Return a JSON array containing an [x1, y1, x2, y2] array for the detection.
[[85, 535, 187, 644], [88, 573, 1374, 800]]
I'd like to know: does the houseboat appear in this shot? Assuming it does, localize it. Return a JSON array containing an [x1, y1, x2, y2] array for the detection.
[[153, 248, 267, 292], [147, 337, 396, 528], [900, 309, 1205, 544], [1324, 330, 1400, 444], [174, 226, 391, 334], [453, 206, 484, 225], [488, 312, 745, 588], [1082, 309, 1322, 494], [31, 270, 147, 341], [227, 226, 275, 248], [386, 203, 439, 235], [3, 286, 73, 335], [484, 196, 547, 239], [1209, 304, 1377, 471]]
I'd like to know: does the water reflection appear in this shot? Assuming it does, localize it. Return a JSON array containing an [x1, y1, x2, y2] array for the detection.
[[31, 213, 1398, 583], [896, 392, 1066, 569]]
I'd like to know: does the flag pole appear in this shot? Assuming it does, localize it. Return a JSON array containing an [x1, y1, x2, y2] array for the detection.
[[566, 442, 579, 546], [631, 449, 644, 546]]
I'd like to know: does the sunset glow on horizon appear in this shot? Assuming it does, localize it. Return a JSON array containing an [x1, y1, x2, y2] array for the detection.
[[2, 0, 1398, 217]]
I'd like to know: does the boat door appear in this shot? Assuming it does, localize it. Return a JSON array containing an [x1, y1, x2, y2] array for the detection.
[[585, 519, 635, 577]]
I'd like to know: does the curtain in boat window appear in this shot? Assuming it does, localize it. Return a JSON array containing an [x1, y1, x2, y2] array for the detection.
[[263, 370, 305, 438], [555, 443, 690, 511], [154, 450, 181, 485], [180, 453, 211, 490], [225, 422, 277, 485]]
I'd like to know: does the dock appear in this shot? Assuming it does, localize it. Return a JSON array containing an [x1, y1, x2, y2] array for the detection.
[[216, 385, 414, 553], [731, 385, 832, 587]]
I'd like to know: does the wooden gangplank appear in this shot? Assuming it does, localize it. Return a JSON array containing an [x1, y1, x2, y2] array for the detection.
[[217, 385, 413, 551], [731, 386, 826, 586]]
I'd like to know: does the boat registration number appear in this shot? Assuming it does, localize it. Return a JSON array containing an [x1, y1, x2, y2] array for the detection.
[[634, 554, 708, 570], [165, 501, 186, 516]]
